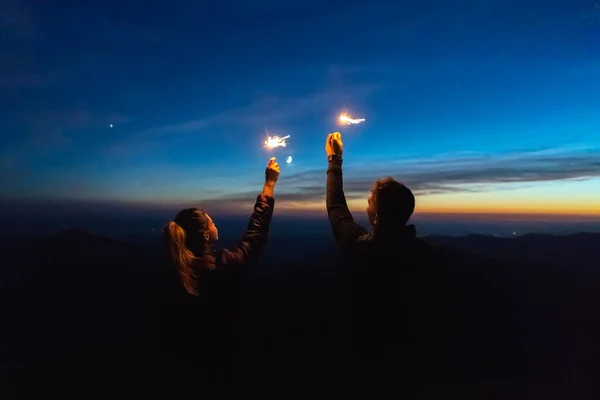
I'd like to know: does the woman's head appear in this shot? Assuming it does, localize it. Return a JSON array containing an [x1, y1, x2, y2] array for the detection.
[[172, 208, 218, 243], [163, 207, 218, 296]]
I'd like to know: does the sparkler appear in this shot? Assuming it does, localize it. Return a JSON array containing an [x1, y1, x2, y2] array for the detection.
[[264, 134, 290, 150], [339, 112, 365, 125]]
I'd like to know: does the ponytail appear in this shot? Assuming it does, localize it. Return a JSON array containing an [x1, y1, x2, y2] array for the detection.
[[164, 221, 200, 296]]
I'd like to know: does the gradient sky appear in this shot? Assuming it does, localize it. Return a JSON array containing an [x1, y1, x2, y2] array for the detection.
[[1, 0, 599, 217]]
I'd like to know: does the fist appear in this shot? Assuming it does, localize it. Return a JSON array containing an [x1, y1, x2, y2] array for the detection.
[[325, 132, 343, 157], [265, 157, 280, 183]]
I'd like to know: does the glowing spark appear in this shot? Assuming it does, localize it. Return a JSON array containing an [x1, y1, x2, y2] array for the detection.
[[264, 134, 290, 149], [339, 113, 365, 125], [286, 156, 293, 164], [109, 124, 113, 128]]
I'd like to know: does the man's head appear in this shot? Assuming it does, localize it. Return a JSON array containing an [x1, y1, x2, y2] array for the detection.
[[367, 177, 415, 229]]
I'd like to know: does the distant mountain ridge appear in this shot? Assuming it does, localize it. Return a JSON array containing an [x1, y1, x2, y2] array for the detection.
[[425, 231, 600, 268], [0, 228, 600, 267], [2, 229, 598, 281]]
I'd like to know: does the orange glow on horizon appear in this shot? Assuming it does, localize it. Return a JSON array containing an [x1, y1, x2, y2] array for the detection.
[[131, 179, 600, 218], [271, 199, 600, 216], [270, 183, 600, 217]]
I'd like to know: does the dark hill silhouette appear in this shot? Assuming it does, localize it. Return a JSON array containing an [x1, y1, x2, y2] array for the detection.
[[1, 230, 599, 398]]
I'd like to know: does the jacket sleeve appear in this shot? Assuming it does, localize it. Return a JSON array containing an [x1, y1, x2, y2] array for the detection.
[[218, 194, 275, 269], [326, 156, 369, 249]]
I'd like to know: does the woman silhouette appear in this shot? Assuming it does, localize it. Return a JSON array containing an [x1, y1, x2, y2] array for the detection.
[[163, 157, 280, 297]]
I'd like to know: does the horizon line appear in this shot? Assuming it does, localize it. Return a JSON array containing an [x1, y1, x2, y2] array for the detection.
[[2, 197, 600, 219]]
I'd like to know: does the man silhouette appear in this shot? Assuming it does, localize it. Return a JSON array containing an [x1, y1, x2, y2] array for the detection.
[[324, 132, 451, 396]]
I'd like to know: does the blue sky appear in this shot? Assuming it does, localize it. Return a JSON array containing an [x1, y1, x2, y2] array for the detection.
[[1, 0, 599, 216]]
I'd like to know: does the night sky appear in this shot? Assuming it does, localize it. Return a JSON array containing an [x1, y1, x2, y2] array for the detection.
[[2, 0, 599, 217]]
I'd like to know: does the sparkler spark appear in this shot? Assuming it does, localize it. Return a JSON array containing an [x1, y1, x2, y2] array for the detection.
[[339, 113, 365, 125], [264, 134, 290, 149]]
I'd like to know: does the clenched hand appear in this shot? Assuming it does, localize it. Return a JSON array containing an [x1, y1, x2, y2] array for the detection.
[[265, 157, 280, 184], [325, 132, 343, 157]]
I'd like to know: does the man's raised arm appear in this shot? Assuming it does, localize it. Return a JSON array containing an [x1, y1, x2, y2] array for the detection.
[[325, 132, 369, 249]]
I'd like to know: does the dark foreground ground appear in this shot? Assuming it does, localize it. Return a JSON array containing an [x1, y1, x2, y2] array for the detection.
[[1, 230, 600, 398]]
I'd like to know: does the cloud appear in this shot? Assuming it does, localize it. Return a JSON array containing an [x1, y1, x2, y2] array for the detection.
[[193, 146, 600, 212], [7, 144, 597, 217], [141, 83, 380, 137], [103, 81, 381, 158]]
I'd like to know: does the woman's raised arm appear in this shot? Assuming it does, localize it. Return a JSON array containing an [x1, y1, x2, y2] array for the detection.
[[218, 158, 280, 268]]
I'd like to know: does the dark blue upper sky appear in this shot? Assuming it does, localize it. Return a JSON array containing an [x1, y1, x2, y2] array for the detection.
[[1, 0, 599, 216]]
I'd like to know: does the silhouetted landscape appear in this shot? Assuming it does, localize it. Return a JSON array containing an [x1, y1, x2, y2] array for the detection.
[[5, 0, 600, 397], [2, 216, 599, 398]]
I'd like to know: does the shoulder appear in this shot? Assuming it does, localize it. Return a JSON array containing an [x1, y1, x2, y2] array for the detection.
[[351, 233, 385, 259], [215, 247, 237, 266], [356, 232, 375, 244], [354, 232, 376, 251], [337, 232, 374, 258], [214, 247, 249, 274]]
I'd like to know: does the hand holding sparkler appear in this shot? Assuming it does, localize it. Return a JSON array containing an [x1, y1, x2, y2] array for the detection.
[[265, 157, 280, 184], [325, 132, 343, 157], [262, 157, 280, 198]]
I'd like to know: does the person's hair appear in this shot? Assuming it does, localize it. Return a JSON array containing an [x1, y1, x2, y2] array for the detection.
[[370, 177, 415, 229], [163, 208, 215, 296]]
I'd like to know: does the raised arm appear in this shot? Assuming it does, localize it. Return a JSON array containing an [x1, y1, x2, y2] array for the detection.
[[219, 158, 279, 269], [325, 133, 369, 249]]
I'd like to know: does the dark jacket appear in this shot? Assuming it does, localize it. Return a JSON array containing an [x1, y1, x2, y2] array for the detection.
[[217, 193, 276, 267], [326, 156, 452, 393], [326, 155, 445, 266], [164, 193, 275, 314], [157, 194, 275, 391], [192, 193, 275, 299]]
